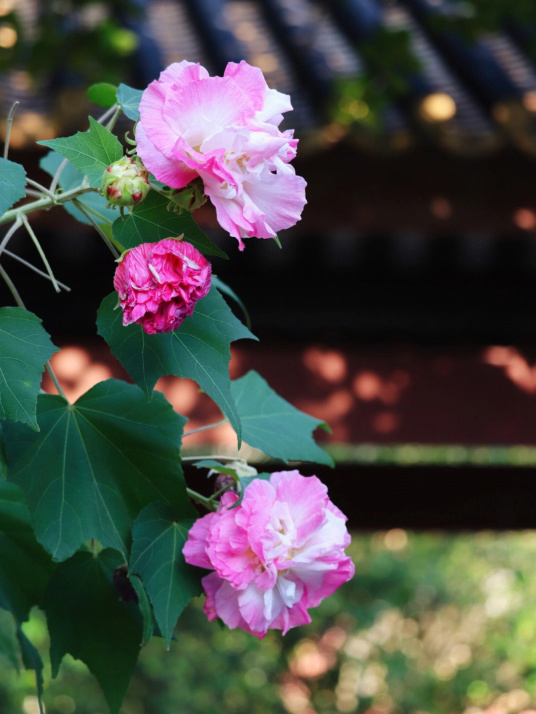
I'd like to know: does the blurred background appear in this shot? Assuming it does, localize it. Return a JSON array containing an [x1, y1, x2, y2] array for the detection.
[[3, 0, 536, 712]]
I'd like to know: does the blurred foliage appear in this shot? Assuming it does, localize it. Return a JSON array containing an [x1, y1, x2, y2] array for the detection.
[[5, 531, 536, 713], [424, 0, 536, 45], [0, 0, 141, 85], [328, 443, 536, 467], [329, 27, 420, 133]]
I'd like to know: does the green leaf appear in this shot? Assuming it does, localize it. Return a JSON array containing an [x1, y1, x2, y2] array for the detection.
[[40, 150, 112, 226], [231, 370, 334, 467], [0, 157, 26, 217], [88, 82, 118, 108], [194, 459, 241, 478], [96, 287, 256, 445], [129, 574, 154, 646], [0, 610, 19, 669], [38, 117, 123, 187], [0, 613, 46, 714], [3, 379, 189, 562], [0, 480, 55, 623], [130, 501, 201, 648], [112, 190, 227, 259], [43, 549, 143, 714], [211, 276, 251, 329], [116, 83, 143, 121], [17, 626, 45, 714], [0, 307, 58, 431]]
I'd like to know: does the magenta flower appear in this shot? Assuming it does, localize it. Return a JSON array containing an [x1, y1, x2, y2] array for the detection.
[[113, 238, 211, 334], [183, 470, 354, 638], [136, 60, 307, 250]]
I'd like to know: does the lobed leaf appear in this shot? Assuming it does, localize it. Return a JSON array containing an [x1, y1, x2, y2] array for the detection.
[[0, 157, 26, 217], [38, 117, 123, 187], [112, 189, 227, 259], [130, 501, 202, 648], [0, 480, 55, 623], [96, 287, 256, 445], [231, 370, 334, 466], [129, 574, 155, 646], [40, 150, 112, 226], [3, 379, 189, 562], [211, 276, 250, 328], [116, 83, 143, 121], [0, 307, 59, 430], [43, 549, 143, 714]]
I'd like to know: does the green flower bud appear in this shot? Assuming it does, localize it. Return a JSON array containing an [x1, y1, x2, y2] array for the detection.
[[101, 156, 150, 207], [167, 178, 207, 213]]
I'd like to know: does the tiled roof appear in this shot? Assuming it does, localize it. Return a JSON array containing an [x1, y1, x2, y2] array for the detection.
[[137, 0, 536, 155], [4, 0, 536, 155]]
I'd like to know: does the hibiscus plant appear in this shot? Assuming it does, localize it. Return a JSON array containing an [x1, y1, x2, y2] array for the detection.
[[0, 61, 353, 713]]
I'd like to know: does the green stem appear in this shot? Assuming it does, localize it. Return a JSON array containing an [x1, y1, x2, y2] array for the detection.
[[0, 217, 22, 254], [185, 488, 217, 511], [0, 184, 97, 226], [72, 199, 121, 258], [182, 418, 228, 438], [0, 262, 68, 401], [0, 261, 24, 308], [21, 214, 60, 292], [75, 200, 113, 226], [26, 177, 56, 200], [44, 362, 68, 402], [3, 249, 70, 290], [105, 105, 122, 132], [49, 157, 69, 194], [3, 101, 19, 160]]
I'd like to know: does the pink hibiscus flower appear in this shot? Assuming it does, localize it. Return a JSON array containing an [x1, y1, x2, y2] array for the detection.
[[113, 238, 211, 334], [136, 60, 307, 249], [183, 470, 354, 638]]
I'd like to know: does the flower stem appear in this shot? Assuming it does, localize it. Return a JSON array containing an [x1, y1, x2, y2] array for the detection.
[[185, 488, 216, 510], [0, 218, 22, 255], [71, 199, 121, 258], [3, 101, 19, 160], [104, 105, 122, 132], [0, 261, 24, 308], [49, 157, 69, 194], [182, 418, 228, 438], [21, 215, 60, 292], [2, 249, 71, 290], [0, 184, 97, 226], [26, 177, 57, 200]]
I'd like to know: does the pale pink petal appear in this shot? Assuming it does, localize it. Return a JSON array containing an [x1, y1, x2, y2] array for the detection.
[[237, 584, 272, 635], [241, 168, 307, 236], [270, 472, 328, 545], [205, 575, 266, 639], [182, 512, 215, 570], [160, 77, 254, 144], [135, 123, 196, 188], [158, 60, 209, 86], [271, 599, 311, 635], [224, 60, 268, 112], [224, 60, 292, 123]]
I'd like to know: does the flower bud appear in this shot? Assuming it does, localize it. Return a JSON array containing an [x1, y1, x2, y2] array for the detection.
[[113, 237, 212, 334], [101, 156, 150, 207], [168, 178, 206, 213]]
